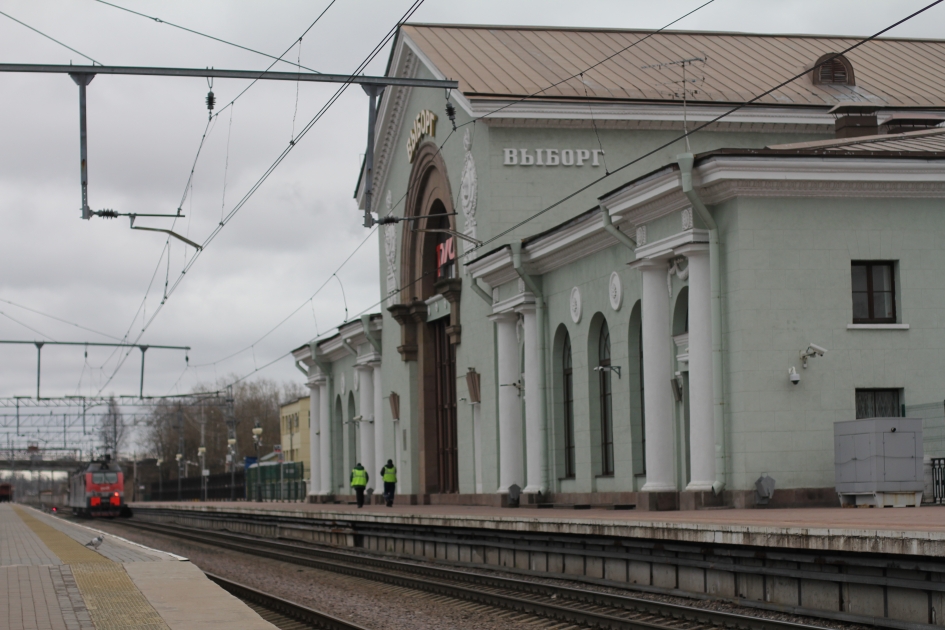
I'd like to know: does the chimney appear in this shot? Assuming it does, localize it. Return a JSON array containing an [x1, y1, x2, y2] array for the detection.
[[829, 104, 880, 139]]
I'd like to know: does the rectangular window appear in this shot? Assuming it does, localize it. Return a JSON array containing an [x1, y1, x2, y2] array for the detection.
[[852, 262, 896, 323], [855, 388, 901, 418]]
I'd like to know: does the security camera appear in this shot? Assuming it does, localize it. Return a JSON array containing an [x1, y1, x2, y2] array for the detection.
[[788, 366, 800, 385], [800, 343, 827, 368]]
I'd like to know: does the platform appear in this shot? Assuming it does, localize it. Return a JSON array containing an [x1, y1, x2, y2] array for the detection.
[[136, 500, 945, 558], [0, 503, 276, 630]]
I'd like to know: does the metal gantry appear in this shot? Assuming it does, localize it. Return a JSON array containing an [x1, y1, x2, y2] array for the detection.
[[0, 63, 457, 234]]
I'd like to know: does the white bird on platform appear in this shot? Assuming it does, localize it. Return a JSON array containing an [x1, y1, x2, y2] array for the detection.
[[85, 535, 104, 549]]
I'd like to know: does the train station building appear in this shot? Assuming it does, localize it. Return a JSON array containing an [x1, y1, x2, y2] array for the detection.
[[292, 24, 945, 508]]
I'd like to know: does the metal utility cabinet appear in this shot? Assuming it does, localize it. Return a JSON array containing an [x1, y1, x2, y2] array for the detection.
[[835, 417, 924, 507]]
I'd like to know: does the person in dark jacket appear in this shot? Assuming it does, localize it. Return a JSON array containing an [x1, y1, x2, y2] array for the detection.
[[350, 463, 368, 508], [380, 459, 397, 507]]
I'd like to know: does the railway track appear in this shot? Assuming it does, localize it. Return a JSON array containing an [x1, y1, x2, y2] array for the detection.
[[206, 573, 370, 630], [122, 519, 827, 630]]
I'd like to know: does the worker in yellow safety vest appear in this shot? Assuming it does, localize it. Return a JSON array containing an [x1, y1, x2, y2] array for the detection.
[[350, 463, 368, 508], [380, 459, 397, 507]]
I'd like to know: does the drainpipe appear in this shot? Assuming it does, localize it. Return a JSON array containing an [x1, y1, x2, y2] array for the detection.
[[360, 314, 381, 354], [510, 241, 548, 495], [599, 205, 636, 251], [467, 271, 494, 306], [295, 361, 310, 377], [677, 153, 725, 495]]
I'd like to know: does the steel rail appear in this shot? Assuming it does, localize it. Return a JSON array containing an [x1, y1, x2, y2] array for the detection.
[[205, 573, 369, 630], [0, 64, 458, 89], [124, 519, 823, 630]]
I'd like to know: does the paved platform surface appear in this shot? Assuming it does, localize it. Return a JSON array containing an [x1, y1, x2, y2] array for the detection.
[[0, 503, 276, 630], [136, 500, 945, 557]]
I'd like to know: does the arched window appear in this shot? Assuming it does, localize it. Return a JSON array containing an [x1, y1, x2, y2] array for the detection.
[[598, 321, 614, 476], [562, 334, 575, 479], [812, 53, 855, 86]]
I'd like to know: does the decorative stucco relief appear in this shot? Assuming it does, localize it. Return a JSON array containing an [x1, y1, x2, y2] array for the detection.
[[635, 225, 647, 247], [682, 207, 693, 230], [609, 272, 622, 311], [339, 372, 346, 395], [667, 257, 689, 297], [352, 369, 360, 392], [384, 191, 398, 307], [460, 128, 478, 253], [570, 287, 582, 324]]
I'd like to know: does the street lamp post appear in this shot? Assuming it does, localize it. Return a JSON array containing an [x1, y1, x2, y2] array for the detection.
[[226, 438, 236, 501], [175, 452, 182, 501], [252, 424, 262, 502], [198, 446, 206, 501], [156, 458, 163, 500]]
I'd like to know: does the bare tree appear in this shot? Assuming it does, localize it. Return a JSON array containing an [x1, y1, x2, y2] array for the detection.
[[140, 377, 291, 479], [99, 397, 127, 457]]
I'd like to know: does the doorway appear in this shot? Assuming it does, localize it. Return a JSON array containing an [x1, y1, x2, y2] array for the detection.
[[432, 318, 458, 493]]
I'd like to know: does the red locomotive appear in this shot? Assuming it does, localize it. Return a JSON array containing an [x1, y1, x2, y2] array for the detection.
[[0, 483, 12, 502], [68, 456, 125, 517]]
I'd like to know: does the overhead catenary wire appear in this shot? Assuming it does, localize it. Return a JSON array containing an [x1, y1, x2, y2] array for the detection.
[[0, 298, 123, 342], [469, 0, 945, 253], [93, 0, 324, 74], [95, 0, 425, 394], [0, 9, 102, 65], [456, 0, 717, 129], [212, 0, 944, 393], [0, 311, 56, 341]]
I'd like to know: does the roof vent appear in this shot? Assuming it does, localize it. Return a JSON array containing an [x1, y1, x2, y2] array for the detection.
[[812, 53, 855, 86], [881, 114, 945, 134], [829, 104, 879, 139]]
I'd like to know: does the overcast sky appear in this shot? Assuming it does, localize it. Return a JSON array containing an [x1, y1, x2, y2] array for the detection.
[[0, 0, 941, 410]]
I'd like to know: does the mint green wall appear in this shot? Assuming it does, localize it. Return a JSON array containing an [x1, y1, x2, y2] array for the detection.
[[370, 55, 840, 495], [721, 195, 945, 491]]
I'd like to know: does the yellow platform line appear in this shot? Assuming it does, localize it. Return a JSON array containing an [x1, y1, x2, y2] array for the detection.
[[13, 506, 170, 630]]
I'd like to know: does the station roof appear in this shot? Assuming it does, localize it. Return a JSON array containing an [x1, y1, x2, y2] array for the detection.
[[401, 24, 945, 108], [764, 126, 945, 154]]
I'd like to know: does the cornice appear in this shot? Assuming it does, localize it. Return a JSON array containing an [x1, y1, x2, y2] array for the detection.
[[356, 40, 418, 210], [467, 247, 515, 287], [633, 229, 710, 261], [469, 101, 838, 128], [696, 157, 945, 204], [292, 318, 383, 366], [492, 291, 535, 315]]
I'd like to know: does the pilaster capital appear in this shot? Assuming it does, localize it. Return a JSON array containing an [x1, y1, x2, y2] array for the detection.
[[488, 310, 518, 324], [307, 374, 327, 388], [674, 243, 710, 257], [628, 258, 668, 272], [514, 303, 537, 316]]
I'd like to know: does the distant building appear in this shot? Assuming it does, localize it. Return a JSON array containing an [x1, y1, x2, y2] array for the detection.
[[293, 24, 945, 508], [279, 397, 310, 475]]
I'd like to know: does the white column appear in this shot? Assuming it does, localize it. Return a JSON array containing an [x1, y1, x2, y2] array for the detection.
[[373, 364, 387, 482], [491, 312, 524, 493], [640, 260, 676, 492], [307, 378, 322, 498], [517, 304, 543, 494], [679, 245, 715, 491], [319, 380, 332, 494], [356, 365, 375, 491]]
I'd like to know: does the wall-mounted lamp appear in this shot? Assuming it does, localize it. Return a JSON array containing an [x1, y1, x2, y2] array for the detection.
[[500, 380, 523, 395], [465, 368, 481, 404], [671, 377, 683, 402], [593, 365, 622, 379], [799, 343, 827, 369], [389, 392, 400, 421]]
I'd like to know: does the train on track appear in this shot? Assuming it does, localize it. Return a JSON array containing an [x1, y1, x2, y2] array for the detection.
[[67, 456, 125, 517], [0, 483, 12, 502]]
